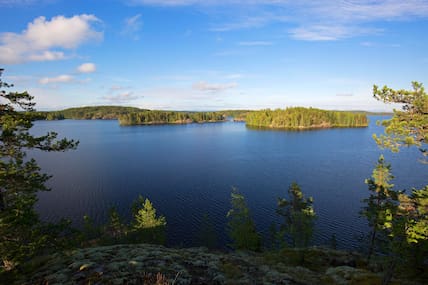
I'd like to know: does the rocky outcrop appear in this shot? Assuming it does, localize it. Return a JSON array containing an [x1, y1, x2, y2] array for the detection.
[[15, 245, 422, 285]]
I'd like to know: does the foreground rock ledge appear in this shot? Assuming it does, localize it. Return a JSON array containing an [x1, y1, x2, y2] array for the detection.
[[18, 244, 421, 285]]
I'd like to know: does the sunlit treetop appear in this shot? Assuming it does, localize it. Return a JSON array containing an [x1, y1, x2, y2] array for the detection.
[[373, 81, 428, 159]]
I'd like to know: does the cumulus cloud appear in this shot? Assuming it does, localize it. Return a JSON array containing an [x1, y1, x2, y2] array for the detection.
[[77, 62, 96, 73], [39, 74, 74, 85], [0, 14, 102, 64], [193, 81, 237, 92], [122, 14, 143, 40]]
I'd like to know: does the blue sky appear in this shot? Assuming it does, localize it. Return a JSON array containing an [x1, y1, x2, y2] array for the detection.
[[1, 0, 428, 111]]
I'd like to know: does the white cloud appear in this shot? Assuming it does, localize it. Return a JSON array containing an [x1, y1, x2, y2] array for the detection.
[[129, 0, 428, 41], [39, 74, 74, 85], [193, 81, 237, 92], [0, 14, 102, 64], [289, 25, 382, 41], [77, 62, 97, 73], [360, 41, 401, 48], [102, 85, 140, 103], [122, 14, 143, 40], [209, 14, 280, 32], [0, 0, 38, 6], [28, 50, 66, 61], [129, 0, 428, 18]]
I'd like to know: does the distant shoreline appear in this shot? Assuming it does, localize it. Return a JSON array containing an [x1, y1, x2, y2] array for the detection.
[[246, 124, 369, 131], [30, 106, 391, 129]]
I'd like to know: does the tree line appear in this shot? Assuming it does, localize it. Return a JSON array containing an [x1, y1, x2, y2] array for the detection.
[[33, 106, 227, 125], [34, 106, 144, 120], [33, 106, 371, 130], [245, 107, 369, 129], [32, 105, 372, 130], [118, 110, 225, 125]]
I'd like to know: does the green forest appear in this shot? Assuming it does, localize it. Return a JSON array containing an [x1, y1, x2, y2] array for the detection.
[[33, 106, 145, 120], [118, 110, 225, 125], [33, 106, 227, 125], [245, 107, 369, 129]]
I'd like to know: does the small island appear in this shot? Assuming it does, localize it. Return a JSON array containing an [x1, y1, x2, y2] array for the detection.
[[245, 107, 369, 130]]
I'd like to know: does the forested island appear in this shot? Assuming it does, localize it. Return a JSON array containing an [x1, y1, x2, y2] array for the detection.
[[245, 107, 369, 129], [118, 110, 225, 125]]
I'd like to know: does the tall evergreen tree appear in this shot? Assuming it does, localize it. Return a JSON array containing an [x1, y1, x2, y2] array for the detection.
[[368, 82, 428, 284], [361, 155, 395, 262], [104, 207, 127, 243], [0, 69, 78, 271], [276, 182, 316, 248]]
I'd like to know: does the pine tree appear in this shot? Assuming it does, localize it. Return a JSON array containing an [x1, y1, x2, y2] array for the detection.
[[130, 195, 166, 244], [373, 81, 428, 158], [371, 82, 428, 284], [0, 69, 78, 271], [362, 156, 427, 284], [361, 155, 395, 262], [276, 182, 316, 248], [104, 207, 127, 243], [132, 196, 166, 229], [226, 187, 261, 251]]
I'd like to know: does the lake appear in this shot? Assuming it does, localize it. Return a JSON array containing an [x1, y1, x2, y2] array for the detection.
[[31, 116, 427, 249]]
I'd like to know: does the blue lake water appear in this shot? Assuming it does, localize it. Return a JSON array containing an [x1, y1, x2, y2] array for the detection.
[[31, 116, 427, 249]]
